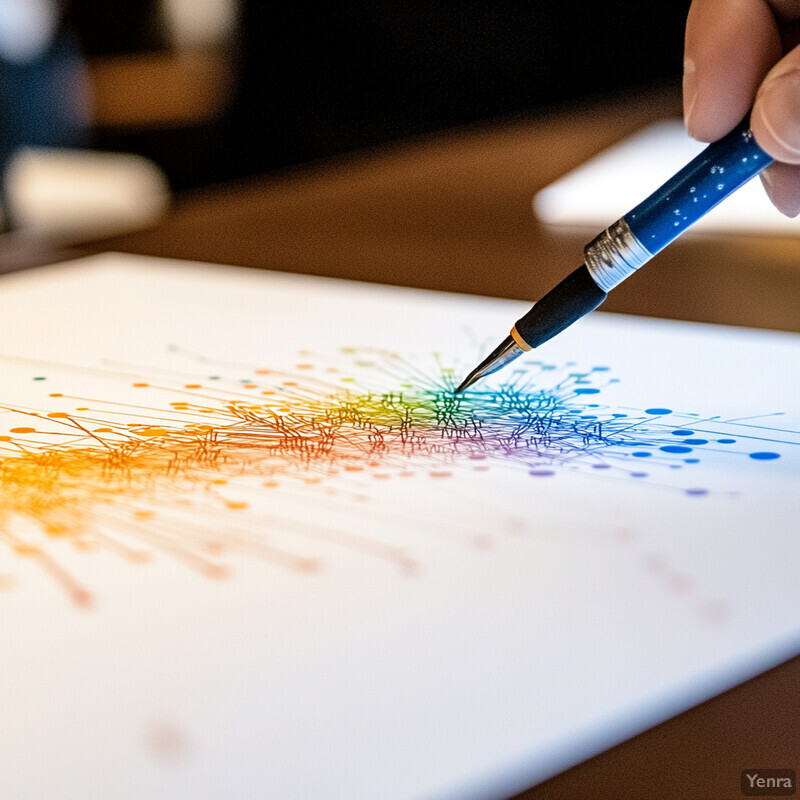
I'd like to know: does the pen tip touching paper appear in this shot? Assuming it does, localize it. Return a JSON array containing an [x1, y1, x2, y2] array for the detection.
[[455, 335, 525, 393]]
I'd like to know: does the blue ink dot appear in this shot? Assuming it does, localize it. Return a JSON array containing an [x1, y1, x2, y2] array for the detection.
[[646, 408, 672, 415], [612, 413, 627, 418], [686, 488, 709, 496], [682, 439, 708, 445], [574, 388, 600, 395], [660, 445, 693, 454], [587, 404, 600, 408], [671, 430, 694, 436], [529, 469, 555, 477], [630, 472, 648, 478], [592, 366, 610, 371], [580, 415, 597, 420], [749, 451, 780, 460], [685, 458, 700, 464], [632, 451, 652, 458]]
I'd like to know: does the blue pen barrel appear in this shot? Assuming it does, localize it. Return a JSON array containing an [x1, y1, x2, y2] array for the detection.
[[583, 116, 774, 293], [624, 116, 772, 255]]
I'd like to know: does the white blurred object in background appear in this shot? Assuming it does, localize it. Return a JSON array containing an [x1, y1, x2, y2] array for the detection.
[[3, 147, 169, 240], [0, 0, 58, 63]]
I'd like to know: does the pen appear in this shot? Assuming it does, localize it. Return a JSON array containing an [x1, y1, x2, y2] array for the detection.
[[455, 115, 773, 393]]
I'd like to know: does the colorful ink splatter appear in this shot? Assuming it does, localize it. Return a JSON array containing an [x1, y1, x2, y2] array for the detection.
[[0, 346, 792, 606]]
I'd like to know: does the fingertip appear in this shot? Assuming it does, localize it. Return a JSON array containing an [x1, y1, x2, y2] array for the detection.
[[759, 163, 800, 217], [683, 0, 781, 142], [751, 66, 800, 164]]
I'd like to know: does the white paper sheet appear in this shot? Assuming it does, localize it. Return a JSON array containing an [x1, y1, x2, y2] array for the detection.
[[1, 253, 799, 800]]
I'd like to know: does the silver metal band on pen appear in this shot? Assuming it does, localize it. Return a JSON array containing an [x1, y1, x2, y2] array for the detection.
[[583, 218, 652, 293]]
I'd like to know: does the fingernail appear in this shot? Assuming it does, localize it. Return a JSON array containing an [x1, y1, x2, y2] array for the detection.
[[756, 68, 800, 160], [683, 58, 698, 138], [759, 168, 775, 203], [760, 167, 800, 217]]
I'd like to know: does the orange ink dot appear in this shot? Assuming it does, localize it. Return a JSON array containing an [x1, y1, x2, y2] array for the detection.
[[297, 558, 322, 574], [429, 471, 453, 478], [0, 436, 11, 442], [296, 364, 313, 370], [184, 384, 202, 389], [139, 427, 168, 437], [133, 382, 149, 387], [225, 501, 248, 510], [47, 412, 70, 419], [263, 480, 279, 488], [48, 393, 63, 397], [344, 465, 363, 472], [134, 510, 155, 520], [14, 544, 41, 556], [10, 427, 35, 434], [210, 479, 227, 485], [94, 428, 113, 433], [282, 381, 298, 387], [255, 369, 270, 375]]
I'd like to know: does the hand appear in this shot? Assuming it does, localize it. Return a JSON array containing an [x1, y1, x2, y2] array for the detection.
[[684, 0, 800, 216]]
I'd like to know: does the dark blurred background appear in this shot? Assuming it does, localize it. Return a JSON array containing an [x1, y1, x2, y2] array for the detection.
[[52, 0, 691, 191]]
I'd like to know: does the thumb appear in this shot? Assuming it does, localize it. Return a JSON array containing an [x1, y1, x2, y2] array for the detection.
[[751, 46, 800, 163]]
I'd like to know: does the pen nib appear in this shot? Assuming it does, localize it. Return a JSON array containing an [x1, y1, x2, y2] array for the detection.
[[454, 335, 525, 393]]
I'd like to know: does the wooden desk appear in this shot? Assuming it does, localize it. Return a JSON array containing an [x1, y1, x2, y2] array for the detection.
[[27, 88, 800, 798]]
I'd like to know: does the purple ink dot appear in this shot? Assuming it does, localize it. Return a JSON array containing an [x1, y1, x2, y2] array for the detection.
[[529, 469, 555, 477], [592, 464, 611, 469], [685, 488, 709, 496], [630, 472, 648, 478]]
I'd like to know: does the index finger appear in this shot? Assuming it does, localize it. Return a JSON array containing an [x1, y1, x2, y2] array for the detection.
[[684, 0, 782, 141]]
